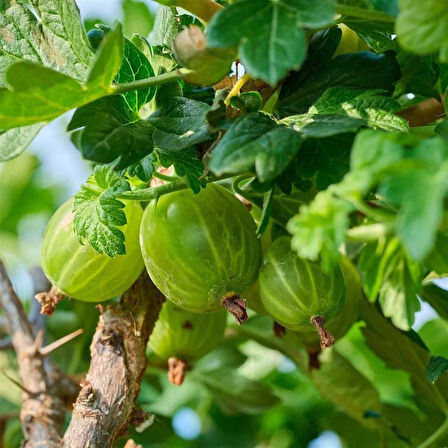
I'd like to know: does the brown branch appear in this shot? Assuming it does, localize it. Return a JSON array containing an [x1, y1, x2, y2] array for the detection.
[[398, 98, 445, 127], [62, 273, 164, 448], [0, 260, 67, 448]]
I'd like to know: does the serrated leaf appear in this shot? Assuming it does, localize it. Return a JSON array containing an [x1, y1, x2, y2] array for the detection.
[[0, 23, 123, 130], [127, 153, 157, 182], [277, 49, 401, 117], [294, 134, 353, 190], [426, 356, 448, 384], [68, 35, 156, 169], [69, 96, 154, 168], [283, 114, 364, 137], [0, 0, 92, 86], [73, 166, 131, 256], [287, 190, 353, 268], [157, 147, 205, 194], [0, 124, 45, 161], [207, 0, 335, 84], [209, 113, 302, 183], [114, 34, 155, 114], [147, 96, 211, 150]]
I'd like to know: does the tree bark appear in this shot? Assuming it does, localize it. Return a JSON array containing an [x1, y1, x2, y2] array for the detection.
[[0, 261, 67, 448], [62, 273, 164, 448]]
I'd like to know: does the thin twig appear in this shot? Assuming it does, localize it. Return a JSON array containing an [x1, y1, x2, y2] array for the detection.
[[0, 260, 65, 448]]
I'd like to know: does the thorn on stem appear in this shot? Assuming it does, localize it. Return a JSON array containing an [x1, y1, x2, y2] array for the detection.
[[222, 293, 247, 325], [168, 357, 187, 386], [311, 316, 335, 349], [39, 328, 84, 357], [35, 287, 65, 315]]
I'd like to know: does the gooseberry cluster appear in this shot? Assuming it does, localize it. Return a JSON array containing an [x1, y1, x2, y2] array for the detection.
[[41, 182, 358, 384]]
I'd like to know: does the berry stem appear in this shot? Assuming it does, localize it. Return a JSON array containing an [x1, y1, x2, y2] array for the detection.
[[117, 173, 243, 201], [222, 293, 248, 325], [35, 287, 65, 315], [168, 357, 187, 386], [113, 68, 193, 95], [273, 321, 286, 338], [311, 316, 335, 349]]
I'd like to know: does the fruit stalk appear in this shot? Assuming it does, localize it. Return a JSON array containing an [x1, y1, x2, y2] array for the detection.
[[113, 68, 193, 95], [222, 293, 248, 325], [35, 286, 65, 315], [168, 357, 187, 385], [311, 316, 335, 349]]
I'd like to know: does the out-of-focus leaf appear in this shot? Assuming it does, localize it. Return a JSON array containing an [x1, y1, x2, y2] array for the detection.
[[192, 368, 279, 414], [426, 356, 448, 384]]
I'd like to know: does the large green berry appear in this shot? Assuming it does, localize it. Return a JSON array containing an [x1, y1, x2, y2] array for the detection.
[[41, 199, 144, 302], [295, 256, 360, 350], [149, 302, 226, 376], [149, 301, 226, 385], [140, 183, 262, 322], [260, 237, 345, 348]]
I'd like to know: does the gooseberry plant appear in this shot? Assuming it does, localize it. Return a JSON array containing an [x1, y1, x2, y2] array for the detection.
[[2, 0, 448, 446]]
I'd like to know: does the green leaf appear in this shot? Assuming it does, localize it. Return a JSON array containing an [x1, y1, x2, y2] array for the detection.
[[209, 113, 302, 182], [122, 0, 154, 37], [277, 49, 401, 117], [361, 300, 448, 414], [359, 238, 422, 330], [294, 134, 353, 190], [396, 0, 448, 59], [69, 96, 154, 168], [378, 247, 422, 331], [235, 315, 308, 372], [0, 124, 45, 161], [0, 0, 92, 85], [256, 187, 274, 235], [127, 153, 157, 182], [426, 356, 448, 384], [73, 165, 131, 256], [287, 190, 353, 268], [230, 91, 263, 113], [114, 34, 155, 114], [285, 87, 409, 134], [192, 368, 280, 414], [0, 23, 123, 130], [283, 114, 364, 137], [379, 137, 448, 260], [395, 51, 440, 99], [420, 283, 448, 320], [358, 239, 400, 301], [157, 147, 205, 194], [147, 96, 211, 150], [207, 0, 336, 85], [68, 35, 155, 169], [419, 318, 448, 358], [311, 350, 384, 429]]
